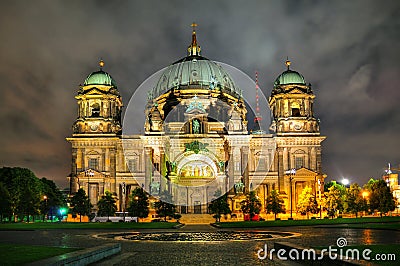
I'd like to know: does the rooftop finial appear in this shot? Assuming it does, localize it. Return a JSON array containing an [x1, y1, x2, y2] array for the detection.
[[285, 56, 291, 70], [99, 59, 105, 70], [191, 22, 197, 32], [254, 71, 262, 122], [188, 22, 201, 56]]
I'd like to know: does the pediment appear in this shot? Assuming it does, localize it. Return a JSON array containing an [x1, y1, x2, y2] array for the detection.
[[77, 169, 105, 178], [84, 87, 105, 95], [292, 167, 318, 177], [287, 88, 306, 94]]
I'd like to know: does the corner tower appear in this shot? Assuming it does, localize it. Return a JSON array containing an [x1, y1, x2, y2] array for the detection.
[[268, 59, 326, 209], [67, 60, 123, 211]]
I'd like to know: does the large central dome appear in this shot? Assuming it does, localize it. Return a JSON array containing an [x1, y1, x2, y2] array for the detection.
[[148, 29, 241, 100]]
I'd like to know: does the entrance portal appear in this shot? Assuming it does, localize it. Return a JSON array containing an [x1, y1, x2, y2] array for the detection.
[[194, 201, 202, 214]]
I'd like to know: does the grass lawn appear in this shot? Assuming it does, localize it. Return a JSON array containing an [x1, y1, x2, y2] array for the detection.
[[313, 244, 399, 266], [0, 221, 181, 230], [0, 243, 79, 265], [215, 216, 400, 229]]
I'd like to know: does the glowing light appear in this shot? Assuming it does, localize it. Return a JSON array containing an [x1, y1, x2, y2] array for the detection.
[[59, 208, 67, 215], [341, 178, 349, 186]]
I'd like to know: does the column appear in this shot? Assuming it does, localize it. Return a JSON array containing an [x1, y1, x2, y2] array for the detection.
[[71, 148, 78, 193], [160, 149, 166, 193], [241, 146, 249, 192], [277, 147, 285, 192], [228, 148, 234, 194], [145, 147, 152, 192], [110, 147, 117, 193], [316, 147, 322, 173]]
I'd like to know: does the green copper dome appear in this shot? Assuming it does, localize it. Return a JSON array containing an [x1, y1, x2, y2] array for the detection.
[[147, 28, 241, 100], [274, 69, 305, 86], [148, 55, 241, 100], [84, 70, 117, 87]]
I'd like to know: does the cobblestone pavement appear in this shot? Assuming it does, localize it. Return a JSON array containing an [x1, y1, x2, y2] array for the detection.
[[1, 225, 399, 265]]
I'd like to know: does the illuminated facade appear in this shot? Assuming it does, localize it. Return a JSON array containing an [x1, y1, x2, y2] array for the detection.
[[67, 28, 326, 216]]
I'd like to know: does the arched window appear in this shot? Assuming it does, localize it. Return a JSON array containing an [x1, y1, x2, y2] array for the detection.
[[291, 102, 301, 117], [91, 103, 100, 117]]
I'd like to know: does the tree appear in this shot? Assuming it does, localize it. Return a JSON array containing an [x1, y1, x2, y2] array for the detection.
[[127, 187, 149, 221], [39, 177, 66, 222], [368, 179, 395, 217], [0, 182, 12, 222], [0, 167, 43, 222], [324, 184, 344, 218], [154, 190, 176, 221], [266, 190, 285, 220], [208, 189, 231, 222], [70, 188, 92, 222], [241, 191, 262, 220], [296, 186, 318, 219], [19, 187, 40, 222], [97, 191, 117, 221], [345, 183, 367, 218]]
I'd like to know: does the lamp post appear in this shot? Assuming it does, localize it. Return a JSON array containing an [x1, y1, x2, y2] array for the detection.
[[285, 168, 296, 219], [43, 195, 48, 222], [122, 182, 126, 222], [317, 179, 322, 218], [362, 190, 369, 217]]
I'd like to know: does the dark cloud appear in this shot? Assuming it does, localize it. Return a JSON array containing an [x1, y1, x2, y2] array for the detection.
[[0, 0, 399, 187]]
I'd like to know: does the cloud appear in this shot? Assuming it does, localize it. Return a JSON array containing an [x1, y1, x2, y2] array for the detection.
[[0, 0, 399, 187]]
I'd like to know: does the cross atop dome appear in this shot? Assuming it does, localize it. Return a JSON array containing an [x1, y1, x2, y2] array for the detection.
[[285, 57, 291, 70], [191, 22, 197, 32], [99, 59, 105, 70], [188, 22, 201, 56]]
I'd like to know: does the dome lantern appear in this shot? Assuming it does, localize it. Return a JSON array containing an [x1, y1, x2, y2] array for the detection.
[[187, 22, 201, 56]]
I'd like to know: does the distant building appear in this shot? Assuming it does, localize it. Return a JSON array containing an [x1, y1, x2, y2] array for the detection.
[[382, 169, 400, 210], [67, 27, 326, 215]]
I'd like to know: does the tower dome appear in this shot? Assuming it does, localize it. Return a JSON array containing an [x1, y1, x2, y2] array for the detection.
[[273, 59, 306, 87], [83, 60, 117, 87]]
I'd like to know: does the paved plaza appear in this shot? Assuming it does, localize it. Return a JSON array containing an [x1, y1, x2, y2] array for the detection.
[[1, 224, 399, 265]]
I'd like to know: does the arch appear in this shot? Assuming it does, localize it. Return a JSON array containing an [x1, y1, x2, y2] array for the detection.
[[91, 103, 100, 117], [290, 101, 301, 117], [176, 153, 218, 178]]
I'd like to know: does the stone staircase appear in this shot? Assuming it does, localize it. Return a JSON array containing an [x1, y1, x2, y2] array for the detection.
[[179, 214, 215, 224]]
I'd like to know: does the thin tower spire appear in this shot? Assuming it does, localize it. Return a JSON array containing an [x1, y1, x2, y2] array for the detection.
[[253, 71, 265, 134]]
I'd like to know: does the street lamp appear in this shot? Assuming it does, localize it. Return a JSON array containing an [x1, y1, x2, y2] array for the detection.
[[122, 182, 126, 222], [341, 178, 349, 187], [362, 191, 369, 217], [285, 168, 296, 220], [317, 179, 322, 218], [43, 195, 48, 222]]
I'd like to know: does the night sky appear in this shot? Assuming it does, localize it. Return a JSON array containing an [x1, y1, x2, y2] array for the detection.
[[0, 0, 399, 188]]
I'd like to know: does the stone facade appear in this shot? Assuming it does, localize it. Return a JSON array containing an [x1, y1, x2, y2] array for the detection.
[[67, 31, 326, 216]]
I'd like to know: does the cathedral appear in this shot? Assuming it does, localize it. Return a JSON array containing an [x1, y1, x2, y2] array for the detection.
[[67, 26, 326, 217]]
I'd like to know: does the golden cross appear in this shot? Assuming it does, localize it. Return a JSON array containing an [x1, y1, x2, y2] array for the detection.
[[191, 22, 198, 32]]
